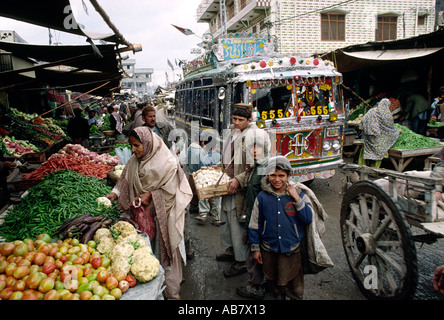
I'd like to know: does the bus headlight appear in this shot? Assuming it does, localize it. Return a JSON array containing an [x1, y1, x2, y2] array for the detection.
[[332, 139, 341, 150], [322, 140, 331, 151]]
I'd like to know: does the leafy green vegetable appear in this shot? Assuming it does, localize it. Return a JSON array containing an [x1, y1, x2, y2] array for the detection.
[[392, 124, 442, 150], [0, 170, 121, 241]]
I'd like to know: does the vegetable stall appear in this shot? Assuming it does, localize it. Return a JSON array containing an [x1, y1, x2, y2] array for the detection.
[[0, 107, 67, 162], [0, 107, 165, 300], [0, 170, 165, 300], [352, 124, 443, 172]]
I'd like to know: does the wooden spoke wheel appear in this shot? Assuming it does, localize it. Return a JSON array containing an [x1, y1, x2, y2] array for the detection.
[[340, 180, 418, 300]]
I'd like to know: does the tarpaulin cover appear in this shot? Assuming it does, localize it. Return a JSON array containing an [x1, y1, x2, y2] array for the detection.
[[0, 0, 118, 42]]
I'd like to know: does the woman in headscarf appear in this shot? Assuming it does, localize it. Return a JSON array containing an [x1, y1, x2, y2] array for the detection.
[[359, 98, 400, 168], [105, 126, 193, 300]]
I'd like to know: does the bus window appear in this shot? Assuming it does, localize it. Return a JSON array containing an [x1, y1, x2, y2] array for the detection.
[[234, 83, 245, 104], [186, 90, 193, 114], [251, 80, 342, 120], [251, 85, 292, 120], [209, 88, 216, 119], [202, 89, 210, 118], [193, 89, 202, 116]]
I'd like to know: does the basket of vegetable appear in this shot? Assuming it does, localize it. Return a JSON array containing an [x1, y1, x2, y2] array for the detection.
[[192, 167, 231, 199]]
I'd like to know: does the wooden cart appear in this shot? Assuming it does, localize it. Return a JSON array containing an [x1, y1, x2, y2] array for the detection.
[[339, 163, 444, 300]]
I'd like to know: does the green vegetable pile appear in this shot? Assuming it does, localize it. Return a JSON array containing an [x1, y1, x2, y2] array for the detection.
[[392, 124, 442, 150], [427, 120, 444, 127], [0, 170, 121, 241]]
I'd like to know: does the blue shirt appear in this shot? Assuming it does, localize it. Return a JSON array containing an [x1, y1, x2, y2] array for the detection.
[[249, 190, 313, 253]]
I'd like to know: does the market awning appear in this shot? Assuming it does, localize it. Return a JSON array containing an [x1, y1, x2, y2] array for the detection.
[[0, 41, 123, 96], [329, 47, 444, 73], [0, 0, 120, 43], [0, 41, 120, 74], [341, 47, 444, 61]]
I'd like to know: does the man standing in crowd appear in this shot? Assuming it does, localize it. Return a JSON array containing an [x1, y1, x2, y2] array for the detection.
[[217, 103, 258, 277], [67, 107, 90, 148], [142, 105, 175, 149]]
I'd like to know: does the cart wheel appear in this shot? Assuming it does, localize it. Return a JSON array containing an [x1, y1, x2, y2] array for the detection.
[[340, 180, 418, 300]]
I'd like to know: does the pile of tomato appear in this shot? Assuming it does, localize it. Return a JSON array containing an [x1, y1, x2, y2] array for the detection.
[[0, 234, 137, 300]]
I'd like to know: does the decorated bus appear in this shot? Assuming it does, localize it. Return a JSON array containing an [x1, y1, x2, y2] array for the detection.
[[175, 32, 345, 182]]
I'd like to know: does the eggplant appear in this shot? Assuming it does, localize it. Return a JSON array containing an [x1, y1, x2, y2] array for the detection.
[[81, 221, 102, 244], [53, 213, 93, 236]]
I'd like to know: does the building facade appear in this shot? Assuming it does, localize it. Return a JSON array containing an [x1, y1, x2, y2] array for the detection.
[[120, 59, 154, 97], [196, 0, 438, 57]]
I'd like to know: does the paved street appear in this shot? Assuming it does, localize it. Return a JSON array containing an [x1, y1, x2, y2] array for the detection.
[[180, 157, 444, 300]]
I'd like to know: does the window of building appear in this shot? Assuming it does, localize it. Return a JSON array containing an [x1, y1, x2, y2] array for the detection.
[[418, 15, 426, 26], [321, 13, 345, 41], [375, 15, 398, 41]]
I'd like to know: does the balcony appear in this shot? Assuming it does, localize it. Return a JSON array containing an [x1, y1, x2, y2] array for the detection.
[[196, 0, 221, 23], [197, 0, 271, 36], [227, 0, 271, 33]]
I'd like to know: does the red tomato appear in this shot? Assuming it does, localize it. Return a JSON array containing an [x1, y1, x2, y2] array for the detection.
[[0, 243, 14, 256], [96, 270, 108, 283], [42, 262, 56, 275], [90, 257, 102, 269], [125, 274, 137, 287], [33, 252, 47, 266], [106, 276, 118, 290]]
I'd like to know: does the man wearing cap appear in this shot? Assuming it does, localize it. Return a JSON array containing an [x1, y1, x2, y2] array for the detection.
[[217, 103, 258, 277]]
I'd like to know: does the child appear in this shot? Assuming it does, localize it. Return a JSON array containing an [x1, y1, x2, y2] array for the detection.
[[198, 135, 223, 226], [248, 156, 313, 300], [235, 129, 271, 299]]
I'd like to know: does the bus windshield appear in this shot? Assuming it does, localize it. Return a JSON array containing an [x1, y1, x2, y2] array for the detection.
[[249, 79, 343, 121]]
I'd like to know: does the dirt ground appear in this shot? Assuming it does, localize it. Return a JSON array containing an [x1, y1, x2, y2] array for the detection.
[[180, 156, 444, 300]]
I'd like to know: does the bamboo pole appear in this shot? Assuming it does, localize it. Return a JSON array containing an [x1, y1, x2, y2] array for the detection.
[[341, 83, 373, 109], [37, 80, 110, 118]]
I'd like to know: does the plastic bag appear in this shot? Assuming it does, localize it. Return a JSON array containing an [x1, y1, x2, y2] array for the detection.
[[115, 147, 132, 165], [130, 197, 156, 241]]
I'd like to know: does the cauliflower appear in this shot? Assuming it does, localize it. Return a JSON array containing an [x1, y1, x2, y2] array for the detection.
[[130, 251, 159, 282], [131, 246, 152, 262], [114, 165, 125, 178], [111, 256, 132, 274], [96, 237, 115, 254], [116, 234, 147, 249], [109, 243, 134, 262], [97, 197, 112, 208], [110, 221, 137, 240], [94, 228, 112, 242]]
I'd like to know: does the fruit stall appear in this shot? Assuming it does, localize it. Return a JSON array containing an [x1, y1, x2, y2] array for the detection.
[[0, 107, 165, 300], [0, 107, 67, 163], [0, 170, 165, 300]]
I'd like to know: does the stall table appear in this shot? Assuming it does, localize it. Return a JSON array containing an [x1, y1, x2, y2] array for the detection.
[[352, 139, 443, 172]]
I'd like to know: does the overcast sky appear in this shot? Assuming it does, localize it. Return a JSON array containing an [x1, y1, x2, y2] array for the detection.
[[0, 0, 209, 87]]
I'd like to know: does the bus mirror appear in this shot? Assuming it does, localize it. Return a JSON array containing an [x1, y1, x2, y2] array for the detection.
[[218, 88, 226, 100], [256, 120, 265, 129]]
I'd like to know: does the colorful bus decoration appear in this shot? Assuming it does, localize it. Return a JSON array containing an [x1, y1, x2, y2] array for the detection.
[[175, 32, 345, 182]]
